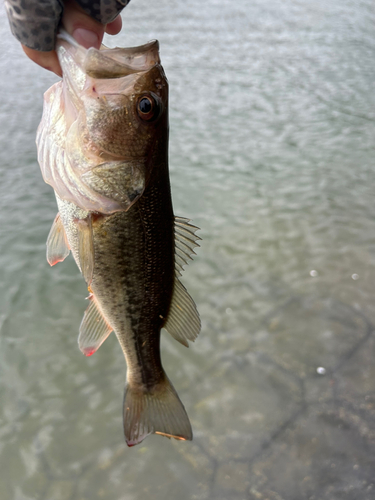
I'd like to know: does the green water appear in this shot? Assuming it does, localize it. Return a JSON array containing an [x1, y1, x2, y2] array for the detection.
[[0, 0, 375, 498]]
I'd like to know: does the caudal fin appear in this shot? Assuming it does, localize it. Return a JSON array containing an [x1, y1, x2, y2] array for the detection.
[[123, 377, 192, 446]]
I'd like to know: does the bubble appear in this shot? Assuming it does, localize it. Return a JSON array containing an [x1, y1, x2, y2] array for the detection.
[[225, 308, 233, 315], [316, 367, 326, 375], [310, 270, 318, 277], [351, 273, 359, 280]]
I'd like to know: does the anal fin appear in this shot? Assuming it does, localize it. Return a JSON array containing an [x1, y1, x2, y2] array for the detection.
[[46, 213, 70, 266], [78, 294, 112, 356]]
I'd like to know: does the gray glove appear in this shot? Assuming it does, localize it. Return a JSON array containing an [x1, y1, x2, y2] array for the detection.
[[5, 0, 130, 51]]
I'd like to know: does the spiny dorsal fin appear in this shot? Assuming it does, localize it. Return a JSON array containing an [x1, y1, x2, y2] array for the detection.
[[163, 277, 201, 347], [174, 216, 201, 276], [78, 294, 112, 356], [46, 213, 70, 266], [77, 216, 94, 285]]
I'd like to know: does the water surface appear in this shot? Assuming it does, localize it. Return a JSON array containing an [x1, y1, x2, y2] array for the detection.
[[0, 0, 375, 498]]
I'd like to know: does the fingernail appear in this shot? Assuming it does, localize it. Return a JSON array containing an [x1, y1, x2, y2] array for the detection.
[[73, 28, 100, 49]]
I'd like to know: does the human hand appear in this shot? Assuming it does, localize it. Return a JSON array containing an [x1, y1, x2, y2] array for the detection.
[[5, 0, 127, 77]]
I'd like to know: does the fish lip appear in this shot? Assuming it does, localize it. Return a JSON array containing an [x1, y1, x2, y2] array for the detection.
[[57, 30, 161, 78]]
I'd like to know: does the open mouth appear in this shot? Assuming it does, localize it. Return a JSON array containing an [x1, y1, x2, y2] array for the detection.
[[57, 30, 160, 79]]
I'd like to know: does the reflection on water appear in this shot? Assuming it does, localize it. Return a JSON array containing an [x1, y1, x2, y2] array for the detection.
[[0, 0, 375, 498]]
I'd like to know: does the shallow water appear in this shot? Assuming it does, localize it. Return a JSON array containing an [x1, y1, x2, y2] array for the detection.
[[1, 0, 375, 498]]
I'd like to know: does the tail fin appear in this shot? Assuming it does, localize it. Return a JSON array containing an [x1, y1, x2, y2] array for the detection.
[[123, 377, 192, 447]]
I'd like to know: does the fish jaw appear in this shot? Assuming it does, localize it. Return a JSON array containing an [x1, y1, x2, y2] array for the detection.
[[57, 31, 161, 79]]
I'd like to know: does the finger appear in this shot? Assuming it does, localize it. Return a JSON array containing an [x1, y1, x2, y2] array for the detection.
[[21, 1, 123, 77], [22, 45, 62, 77], [105, 15, 122, 36], [62, 0, 105, 49]]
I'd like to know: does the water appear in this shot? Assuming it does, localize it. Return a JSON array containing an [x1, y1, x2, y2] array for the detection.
[[0, 0, 375, 498]]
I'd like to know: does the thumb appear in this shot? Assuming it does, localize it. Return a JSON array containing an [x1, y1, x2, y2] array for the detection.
[[62, 0, 105, 49]]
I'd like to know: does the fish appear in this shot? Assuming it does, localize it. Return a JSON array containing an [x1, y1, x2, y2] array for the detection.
[[36, 31, 201, 446]]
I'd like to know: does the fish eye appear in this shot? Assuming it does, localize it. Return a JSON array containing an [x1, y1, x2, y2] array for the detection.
[[139, 97, 152, 114], [136, 95, 159, 121]]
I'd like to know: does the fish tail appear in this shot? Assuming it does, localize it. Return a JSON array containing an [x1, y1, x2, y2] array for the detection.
[[123, 376, 192, 447]]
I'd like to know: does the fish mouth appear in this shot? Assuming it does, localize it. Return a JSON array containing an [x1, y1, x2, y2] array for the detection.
[[57, 30, 160, 79]]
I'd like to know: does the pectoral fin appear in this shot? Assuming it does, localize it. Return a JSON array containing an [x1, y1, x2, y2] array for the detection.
[[46, 213, 70, 266], [82, 162, 145, 211], [78, 294, 112, 356], [77, 216, 94, 284]]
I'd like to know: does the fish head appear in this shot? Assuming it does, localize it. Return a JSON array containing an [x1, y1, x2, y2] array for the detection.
[[37, 33, 169, 213], [59, 36, 168, 161]]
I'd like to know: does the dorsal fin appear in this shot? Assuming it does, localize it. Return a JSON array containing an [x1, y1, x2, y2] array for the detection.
[[163, 215, 201, 347], [78, 294, 112, 356], [46, 213, 70, 266], [174, 217, 201, 276], [163, 278, 201, 347]]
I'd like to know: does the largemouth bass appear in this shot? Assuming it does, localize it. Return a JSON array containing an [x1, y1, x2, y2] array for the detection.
[[36, 32, 200, 446]]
